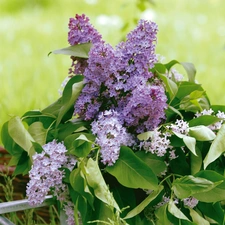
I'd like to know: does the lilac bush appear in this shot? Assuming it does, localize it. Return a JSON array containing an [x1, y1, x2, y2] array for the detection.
[[2, 13, 225, 225]]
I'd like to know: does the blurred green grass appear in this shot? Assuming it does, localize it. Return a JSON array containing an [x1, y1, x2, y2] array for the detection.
[[0, 0, 225, 143]]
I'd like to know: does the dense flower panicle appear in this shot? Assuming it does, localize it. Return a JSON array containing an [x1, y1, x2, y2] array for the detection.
[[70, 15, 165, 128], [68, 14, 102, 45], [116, 19, 158, 74], [91, 110, 135, 166], [141, 129, 171, 157], [168, 119, 189, 135], [74, 42, 117, 120], [26, 140, 76, 206], [121, 84, 167, 133]]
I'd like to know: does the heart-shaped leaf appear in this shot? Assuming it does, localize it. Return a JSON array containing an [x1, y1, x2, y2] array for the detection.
[[106, 146, 158, 190]]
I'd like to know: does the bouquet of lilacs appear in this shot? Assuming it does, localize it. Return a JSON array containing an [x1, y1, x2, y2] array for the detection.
[[2, 14, 225, 225]]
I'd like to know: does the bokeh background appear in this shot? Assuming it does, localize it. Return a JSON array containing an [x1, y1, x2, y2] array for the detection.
[[0, 0, 225, 143]]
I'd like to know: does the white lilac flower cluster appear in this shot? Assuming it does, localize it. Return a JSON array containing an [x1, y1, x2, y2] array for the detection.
[[195, 108, 225, 130], [168, 119, 189, 135], [141, 129, 171, 157]]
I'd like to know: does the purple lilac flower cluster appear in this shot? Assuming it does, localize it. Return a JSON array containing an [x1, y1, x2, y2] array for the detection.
[[69, 14, 167, 135], [68, 14, 102, 45], [26, 140, 76, 206], [68, 14, 103, 76], [91, 110, 135, 165]]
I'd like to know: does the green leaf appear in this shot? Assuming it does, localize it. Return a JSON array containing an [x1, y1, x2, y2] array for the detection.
[[166, 105, 184, 120], [164, 60, 196, 82], [189, 208, 210, 225], [8, 116, 35, 157], [57, 120, 88, 140], [13, 151, 31, 176], [42, 97, 63, 117], [137, 131, 154, 141], [193, 170, 225, 202], [56, 75, 84, 126], [197, 202, 224, 225], [173, 132, 197, 156], [106, 146, 158, 190], [64, 133, 81, 151], [72, 133, 95, 157], [154, 63, 167, 74], [180, 62, 196, 83], [211, 105, 225, 113], [172, 175, 222, 199], [190, 147, 202, 175], [28, 121, 47, 145], [168, 199, 190, 221], [203, 124, 225, 169], [32, 142, 44, 154], [164, 59, 179, 71], [84, 158, 120, 211], [70, 166, 94, 209], [158, 73, 178, 100], [1, 122, 23, 156], [174, 82, 204, 100], [50, 42, 92, 58], [155, 204, 171, 225], [92, 199, 116, 224], [110, 184, 136, 218], [188, 125, 216, 141], [64, 133, 95, 157], [189, 115, 221, 127], [124, 185, 163, 219], [179, 90, 208, 113], [135, 151, 167, 176]]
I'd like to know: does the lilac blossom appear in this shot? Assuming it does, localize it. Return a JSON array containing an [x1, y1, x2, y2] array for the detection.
[[121, 84, 167, 133], [68, 14, 102, 45], [195, 108, 214, 117], [167, 119, 189, 135], [91, 110, 135, 166], [26, 140, 76, 206], [183, 197, 198, 208], [68, 14, 102, 76], [116, 19, 158, 82], [69, 56, 88, 76], [69, 15, 167, 134], [195, 109, 225, 130], [64, 200, 76, 225], [74, 42, 117, 120], [141, 129, 171, 157]]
